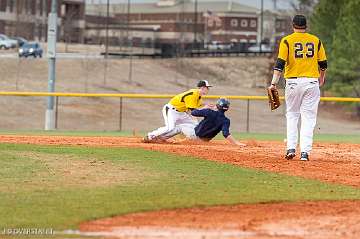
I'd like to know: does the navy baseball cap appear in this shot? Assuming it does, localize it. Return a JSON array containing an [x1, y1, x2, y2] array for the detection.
[[197, 80, 212, 88], [292, 15, 307, 29]]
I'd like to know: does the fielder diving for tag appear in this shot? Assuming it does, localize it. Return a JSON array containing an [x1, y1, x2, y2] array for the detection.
[[143, 96, 245, 146], [143, 80, 212, 142]]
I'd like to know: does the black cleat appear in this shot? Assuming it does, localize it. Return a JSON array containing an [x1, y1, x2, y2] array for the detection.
[[285, 149, 296, 160], [142, 135, 152, 143], [300, 152, 309, 161]]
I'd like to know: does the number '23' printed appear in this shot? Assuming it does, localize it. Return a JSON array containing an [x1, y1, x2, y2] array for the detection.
[[294, 42, 315, 58]]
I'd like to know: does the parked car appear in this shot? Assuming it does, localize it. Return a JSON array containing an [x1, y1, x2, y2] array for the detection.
[[18, 42, 43, 58], [205, 41, 232, 50], [0, 34, 18, 49], [247, 44, 272, 53], [11, 37, 28, 47]]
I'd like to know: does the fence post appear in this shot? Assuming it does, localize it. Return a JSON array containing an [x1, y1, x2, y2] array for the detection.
[[119, 97, 123, 131], [55, 96, 59, 129], [246, 99, 250, 133]]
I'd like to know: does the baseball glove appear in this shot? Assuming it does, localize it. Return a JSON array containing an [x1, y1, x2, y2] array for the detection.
[[267, 87, 281, 111]]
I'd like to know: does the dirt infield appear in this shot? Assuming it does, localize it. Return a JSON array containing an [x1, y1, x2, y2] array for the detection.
[[1, 135, 360, 239]]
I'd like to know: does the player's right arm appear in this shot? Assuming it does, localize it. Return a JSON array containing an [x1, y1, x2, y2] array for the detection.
[[270, 38, 289, 88]]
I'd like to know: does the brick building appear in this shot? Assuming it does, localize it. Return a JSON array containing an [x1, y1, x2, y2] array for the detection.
[[0, 0, 290, 49], [85, 0, 260, 47], [0, 0, 85, 42]]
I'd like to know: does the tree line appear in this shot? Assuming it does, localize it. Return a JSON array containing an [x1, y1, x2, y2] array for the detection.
[[310, 0, 360, 99]]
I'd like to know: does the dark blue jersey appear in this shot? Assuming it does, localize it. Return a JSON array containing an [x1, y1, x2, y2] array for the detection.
[[191, 108, 230, 141]]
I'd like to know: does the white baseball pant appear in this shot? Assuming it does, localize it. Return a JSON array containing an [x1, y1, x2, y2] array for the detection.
[[285, 77, 320, 153], [148, 103, 197, 139]]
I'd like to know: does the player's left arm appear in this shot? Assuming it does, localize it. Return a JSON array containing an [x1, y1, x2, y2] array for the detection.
[[226, 135, 246, 146], [222, 119, 246, 146], [191, 108, 211, 117], [317, 39, 327, 87]]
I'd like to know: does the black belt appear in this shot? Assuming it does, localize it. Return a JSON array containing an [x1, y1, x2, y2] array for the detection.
[[288, 76, 309, 79]]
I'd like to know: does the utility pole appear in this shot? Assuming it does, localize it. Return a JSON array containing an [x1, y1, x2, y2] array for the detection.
[[103, 0, 110, 85], [193, 0, 198, 50], [105, 0, 109, 59], [127, 0, 133, 83], [272, 0, 277, 10], [45, 0, 57, 130], [260, 0, 264, 53]]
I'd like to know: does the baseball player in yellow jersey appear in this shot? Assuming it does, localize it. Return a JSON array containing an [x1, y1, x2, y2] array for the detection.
[[269, 15, 327, 161], [143, 80, 212, 142]]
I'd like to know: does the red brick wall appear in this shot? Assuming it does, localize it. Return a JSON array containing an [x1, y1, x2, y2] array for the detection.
[[115, 12, 204, 22]]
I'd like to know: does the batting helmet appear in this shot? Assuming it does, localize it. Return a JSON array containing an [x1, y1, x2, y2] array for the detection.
[[216, 98, 230, 111], [292, 14, 307, 29]]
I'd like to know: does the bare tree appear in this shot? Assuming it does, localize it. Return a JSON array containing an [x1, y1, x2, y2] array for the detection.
[[290, 0, 317, 17], [62, 4, 80, 52]]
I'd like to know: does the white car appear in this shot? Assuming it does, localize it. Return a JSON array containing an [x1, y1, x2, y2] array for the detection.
[[206, 41, 232, 50], [0, 34, 18, 49], [247, 44, 272, 52]]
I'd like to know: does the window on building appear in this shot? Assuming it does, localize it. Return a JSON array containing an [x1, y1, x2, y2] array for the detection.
[[230, 19, 238, 27], [208, 20, 214, 27], [240, 19, 248, 27], [250, 19, 257, 28], [216, 19, 222, 27]]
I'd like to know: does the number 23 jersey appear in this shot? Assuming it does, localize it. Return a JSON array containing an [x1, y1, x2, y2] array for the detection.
[[277, 32, 327, 78]]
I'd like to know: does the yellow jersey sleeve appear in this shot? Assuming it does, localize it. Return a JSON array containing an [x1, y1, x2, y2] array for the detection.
[[317, 40, 327, 61], [278, 37, 289, 61]]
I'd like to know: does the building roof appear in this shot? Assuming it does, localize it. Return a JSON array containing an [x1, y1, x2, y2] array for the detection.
[[86, 0, 259, 15]]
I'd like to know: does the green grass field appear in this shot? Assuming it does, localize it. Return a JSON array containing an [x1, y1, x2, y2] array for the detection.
[[1, 140, 360, 235]]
